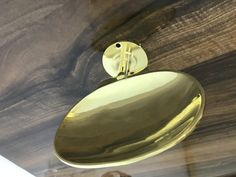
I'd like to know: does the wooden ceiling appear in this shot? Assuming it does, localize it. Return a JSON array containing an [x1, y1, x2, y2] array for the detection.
[[0, 0, 235, 176]]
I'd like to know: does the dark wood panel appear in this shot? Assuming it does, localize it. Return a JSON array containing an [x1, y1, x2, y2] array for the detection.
[[0, 0, 235, 176]]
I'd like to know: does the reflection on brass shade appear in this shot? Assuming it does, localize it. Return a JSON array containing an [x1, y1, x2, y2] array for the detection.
[[54, 42, 205, 168]]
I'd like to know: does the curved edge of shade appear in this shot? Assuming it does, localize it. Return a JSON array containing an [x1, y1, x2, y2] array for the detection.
[[54, 71, 205, 169]]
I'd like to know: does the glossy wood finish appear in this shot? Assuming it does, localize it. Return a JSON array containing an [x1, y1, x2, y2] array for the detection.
[[0, 0, 235, 176]]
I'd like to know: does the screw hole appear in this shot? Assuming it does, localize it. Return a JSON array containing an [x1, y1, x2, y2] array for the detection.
[[116, 43, 121, 48]]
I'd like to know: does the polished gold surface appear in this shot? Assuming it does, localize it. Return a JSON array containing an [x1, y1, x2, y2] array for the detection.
[[54, 71, 205, 168], [0, 0, 235, 176], [102, 41, 148, 79]]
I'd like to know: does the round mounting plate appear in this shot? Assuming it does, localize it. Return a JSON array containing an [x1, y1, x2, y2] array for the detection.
[[102, 41, 148, 78]]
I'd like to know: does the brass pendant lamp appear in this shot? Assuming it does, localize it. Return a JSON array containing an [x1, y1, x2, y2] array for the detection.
[[54, 41, 205, 168]]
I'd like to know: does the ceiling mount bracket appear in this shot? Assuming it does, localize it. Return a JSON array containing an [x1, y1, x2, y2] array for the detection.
[[102, 41, 148, 80]]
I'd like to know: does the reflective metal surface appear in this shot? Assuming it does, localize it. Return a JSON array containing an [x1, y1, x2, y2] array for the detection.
[[102, 41, 148, 79], [54, 71, 205, 168], [1, 0, 235, 176]]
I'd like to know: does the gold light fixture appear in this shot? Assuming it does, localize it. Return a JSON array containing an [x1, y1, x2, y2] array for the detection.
[[54, 41, 205, 168]]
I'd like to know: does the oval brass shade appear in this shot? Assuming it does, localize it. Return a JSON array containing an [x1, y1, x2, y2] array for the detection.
[[54, 71, 205, 168]]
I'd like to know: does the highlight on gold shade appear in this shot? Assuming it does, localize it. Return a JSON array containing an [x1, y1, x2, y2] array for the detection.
[[54, 71, 205, 168]]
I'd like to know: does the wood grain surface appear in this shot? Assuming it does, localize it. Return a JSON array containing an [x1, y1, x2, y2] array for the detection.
[[0, 0, 235, 177]]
